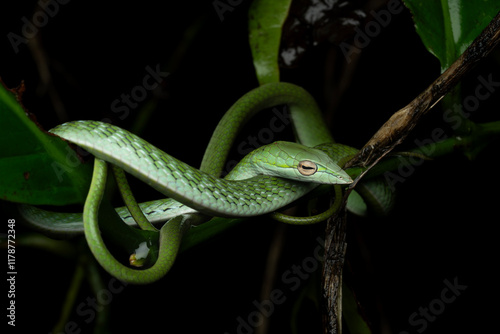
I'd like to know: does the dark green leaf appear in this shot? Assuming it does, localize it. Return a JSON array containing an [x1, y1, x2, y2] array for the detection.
[[403, 0, 499, 72], [180, 216, 247, 253], [0, 82, 92, 205], [248, 0, 292, 85]]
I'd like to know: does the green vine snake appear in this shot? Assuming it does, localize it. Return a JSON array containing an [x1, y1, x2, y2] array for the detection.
[[21, 82, 393, 284]]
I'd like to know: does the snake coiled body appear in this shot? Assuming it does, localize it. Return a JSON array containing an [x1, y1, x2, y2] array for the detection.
[[50, 121, 351, 217], [21, 82, 391, 284]]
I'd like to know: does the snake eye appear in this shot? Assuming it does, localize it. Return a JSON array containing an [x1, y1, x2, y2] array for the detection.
[[298, 160, 317, 176]]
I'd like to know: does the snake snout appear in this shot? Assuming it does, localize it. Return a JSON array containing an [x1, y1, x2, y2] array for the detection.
[[331, 170, 354, 185]]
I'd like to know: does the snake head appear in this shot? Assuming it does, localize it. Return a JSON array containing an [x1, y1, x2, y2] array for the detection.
[[254, 141, 353, 185]]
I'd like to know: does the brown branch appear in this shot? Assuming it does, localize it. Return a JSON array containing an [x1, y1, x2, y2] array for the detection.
[[322, 10, 500, 334], [346, 10, 500, 169], [322, 211, 347, 334]]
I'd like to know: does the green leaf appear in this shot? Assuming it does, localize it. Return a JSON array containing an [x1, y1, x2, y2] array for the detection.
[[403, 0, 499, 72], [342, 284, 372, 334], [0, 82, 92, 205], [248, 0, 292, 85]]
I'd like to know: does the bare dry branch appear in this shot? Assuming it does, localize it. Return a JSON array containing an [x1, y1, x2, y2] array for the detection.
[[322, 10, 500, 334], [346, 10, 500, 169]]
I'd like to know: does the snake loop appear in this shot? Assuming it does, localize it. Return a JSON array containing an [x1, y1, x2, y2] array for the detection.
[[21, 82, 393, 283], [85, 159, 195, 284]]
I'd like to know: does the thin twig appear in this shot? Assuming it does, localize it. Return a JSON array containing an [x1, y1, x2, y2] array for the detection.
[[28, 31, 68, 121], [256, 223, 287, 334]]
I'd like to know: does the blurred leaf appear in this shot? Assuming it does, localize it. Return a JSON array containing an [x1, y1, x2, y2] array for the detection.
[[342, 284, 372, 334], [403, 0, 499, 72], [0, 81, 92, 205], [248, 0, 292, 85], [180, 216, 247, 253]]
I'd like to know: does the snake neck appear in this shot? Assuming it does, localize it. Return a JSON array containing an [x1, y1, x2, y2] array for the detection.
[[224, 152, 261, 181]]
